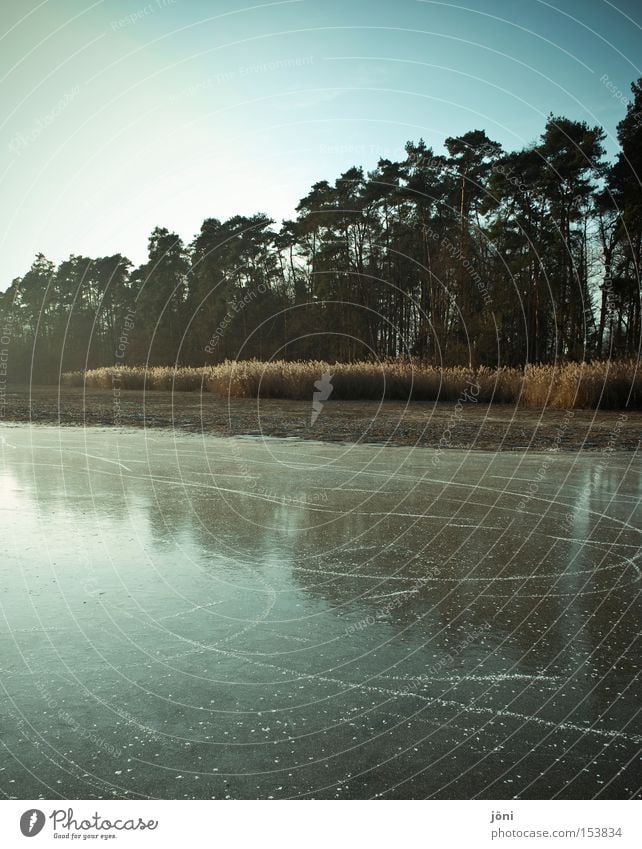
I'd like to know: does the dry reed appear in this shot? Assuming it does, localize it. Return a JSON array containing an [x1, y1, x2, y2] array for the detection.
[[62, 359, 641, 409]]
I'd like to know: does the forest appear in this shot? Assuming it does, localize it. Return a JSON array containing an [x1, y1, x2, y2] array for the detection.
[[1, 80, 641, 384]]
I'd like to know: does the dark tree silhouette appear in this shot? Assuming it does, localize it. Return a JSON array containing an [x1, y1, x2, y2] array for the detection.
[[2, 83, 640, 382]]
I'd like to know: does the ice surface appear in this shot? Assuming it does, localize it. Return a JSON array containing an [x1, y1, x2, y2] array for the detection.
[[0, 426, 640, 799]]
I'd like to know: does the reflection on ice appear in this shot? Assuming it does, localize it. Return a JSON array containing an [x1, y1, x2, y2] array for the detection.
[[1, 426, 640, 799]]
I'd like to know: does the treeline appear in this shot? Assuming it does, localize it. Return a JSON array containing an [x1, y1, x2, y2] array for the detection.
[[2, 80, 641, 383]]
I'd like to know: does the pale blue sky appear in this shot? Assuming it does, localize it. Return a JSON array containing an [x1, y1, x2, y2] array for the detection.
[[1, 0, 641, 287]]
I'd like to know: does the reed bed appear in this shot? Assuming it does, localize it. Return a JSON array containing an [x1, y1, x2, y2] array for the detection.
[[62, 365, 204, 392], [62, 359, 641, 409]]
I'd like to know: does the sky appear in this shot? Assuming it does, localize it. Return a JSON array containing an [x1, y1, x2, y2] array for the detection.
[[1, 0, 641, 288]]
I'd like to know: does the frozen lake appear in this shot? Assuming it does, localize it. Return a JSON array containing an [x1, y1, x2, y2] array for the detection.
[[1, 425, 640, 799]]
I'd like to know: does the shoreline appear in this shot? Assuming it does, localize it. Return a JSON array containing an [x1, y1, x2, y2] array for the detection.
[[1, 385, 640, 452]]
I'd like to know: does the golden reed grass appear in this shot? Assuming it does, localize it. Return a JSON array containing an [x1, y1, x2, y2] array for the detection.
[[62, 359, 641, 409]]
